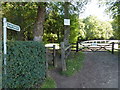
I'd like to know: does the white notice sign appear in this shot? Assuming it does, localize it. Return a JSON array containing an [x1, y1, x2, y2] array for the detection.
[[64, 19, 70, 25]]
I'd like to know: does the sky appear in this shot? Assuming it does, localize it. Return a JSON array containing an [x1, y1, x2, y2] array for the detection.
[[79, 0, 113, 21]]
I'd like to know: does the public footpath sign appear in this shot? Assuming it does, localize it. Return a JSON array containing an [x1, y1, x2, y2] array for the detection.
[[7, 22, 20, 31], [3, 18, 21, 74]]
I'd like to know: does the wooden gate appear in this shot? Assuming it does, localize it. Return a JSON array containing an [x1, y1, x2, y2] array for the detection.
[[76, 40, 120, 53]]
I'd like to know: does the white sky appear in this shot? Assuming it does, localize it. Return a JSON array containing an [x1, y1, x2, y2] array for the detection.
[[79, 0, 113, 21]]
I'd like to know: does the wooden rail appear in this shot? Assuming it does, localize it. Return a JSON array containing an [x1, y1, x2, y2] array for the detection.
[[45, 45, 57, 68], [80, 40, 120, 44], [61, 42, 72, 71]]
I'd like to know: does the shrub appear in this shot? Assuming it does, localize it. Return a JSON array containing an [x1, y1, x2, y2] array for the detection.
[[2, 41, 46, 88]]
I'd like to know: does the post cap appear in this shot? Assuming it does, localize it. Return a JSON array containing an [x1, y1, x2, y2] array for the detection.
[[3, 18, 7, 22]]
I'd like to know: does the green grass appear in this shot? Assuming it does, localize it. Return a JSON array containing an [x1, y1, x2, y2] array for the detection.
[[48, 65, 55, 70], [61, 52, 84, 76], [114, 50, 119, 55], [41, 77, 57, 88]]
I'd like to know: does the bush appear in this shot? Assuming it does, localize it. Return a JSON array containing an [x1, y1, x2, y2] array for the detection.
[[2, 41, 46, 88]]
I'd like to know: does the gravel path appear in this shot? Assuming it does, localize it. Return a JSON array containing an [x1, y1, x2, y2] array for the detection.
[[49, 51, 118, 88]]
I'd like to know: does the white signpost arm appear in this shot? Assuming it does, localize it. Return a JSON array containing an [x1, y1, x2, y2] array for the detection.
[[3, 18, 7, 75]]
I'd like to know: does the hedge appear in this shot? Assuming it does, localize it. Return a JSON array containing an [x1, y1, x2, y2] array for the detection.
[[2, 41, 46, 88]]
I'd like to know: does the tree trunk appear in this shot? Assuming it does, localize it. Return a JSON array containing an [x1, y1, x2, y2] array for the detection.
[[33, 2, 46, 41], [17, 3, 24, 41], [64, 2, 70, 47], [57, 29, 60, 43], [17, 16, 24, 41]]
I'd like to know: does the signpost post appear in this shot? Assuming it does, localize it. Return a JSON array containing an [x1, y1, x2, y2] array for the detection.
[[3, 18, 21, 75]]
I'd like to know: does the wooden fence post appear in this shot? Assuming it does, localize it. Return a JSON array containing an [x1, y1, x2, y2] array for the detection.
[[61, 42, 66, 71], [53, 45, 57, 68], [76, 41, 79, 52], [45, 48, 49, 77], [112, 42, 114, 54], [76, 37, 80, 52]]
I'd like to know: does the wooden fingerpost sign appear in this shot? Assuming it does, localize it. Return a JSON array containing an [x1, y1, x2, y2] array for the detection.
[[3, 18, 21, 75]]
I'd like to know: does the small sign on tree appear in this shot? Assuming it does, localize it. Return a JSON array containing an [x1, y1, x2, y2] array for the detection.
[[64, 19, 70, 25]]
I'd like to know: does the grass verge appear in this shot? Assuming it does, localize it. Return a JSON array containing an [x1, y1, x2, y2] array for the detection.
[[61, 52, 84, 76], [41, 77, 57, 88]]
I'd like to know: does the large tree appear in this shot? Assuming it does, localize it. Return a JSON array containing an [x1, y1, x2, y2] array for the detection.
[[43, 1, 89, 43], [83, 15, 113, 40], [2, 1, 90, 42], [109, 0, 120, 39], [33, 2, 47, 41], [98, 0, 120, 39], [64, 1, 70, 46], [2, 2, 37, 41], [63, 0, 89, 45]]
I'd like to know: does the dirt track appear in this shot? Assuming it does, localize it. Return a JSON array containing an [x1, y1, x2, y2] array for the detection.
[[49, 51, 118, 88]]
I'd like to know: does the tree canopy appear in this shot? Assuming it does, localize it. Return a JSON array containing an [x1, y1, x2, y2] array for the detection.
[[1, 1, 118, 44], [98, 0, 120, 39], [83, 16, 113, 40]]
